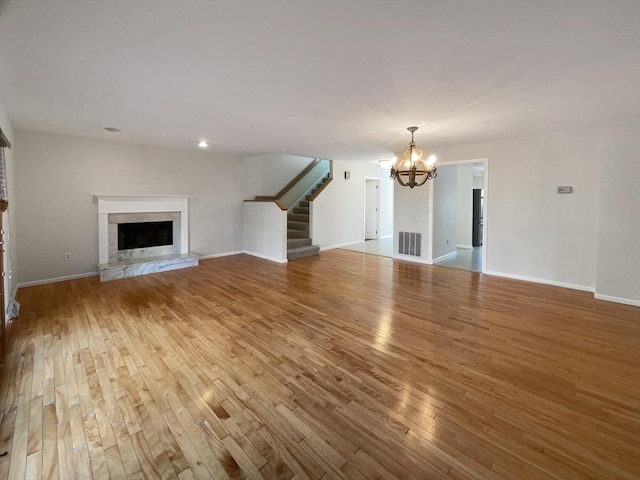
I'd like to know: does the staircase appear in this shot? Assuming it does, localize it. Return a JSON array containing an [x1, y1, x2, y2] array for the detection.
[[287, 175, 330, 260]]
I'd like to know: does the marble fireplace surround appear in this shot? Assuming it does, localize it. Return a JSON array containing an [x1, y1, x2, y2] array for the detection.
[[108, 211, 181, 262], [96, 195, 197, 281]]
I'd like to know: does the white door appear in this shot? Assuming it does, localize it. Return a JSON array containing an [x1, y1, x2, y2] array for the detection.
[[365, 179, 380, 240]]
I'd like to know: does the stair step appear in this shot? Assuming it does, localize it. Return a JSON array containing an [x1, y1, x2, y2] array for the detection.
[[287, 229, 308, 239], [287, 238, 311, 248], [287, 245, 320, 260], [287, 213, 309, 223], [299, 201, 309, 207], [288, 221, 309, 231], [293, 206, 309, 214]]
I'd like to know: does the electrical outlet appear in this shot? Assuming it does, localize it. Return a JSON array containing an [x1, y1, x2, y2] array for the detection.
[[64, 252, 72, 261]]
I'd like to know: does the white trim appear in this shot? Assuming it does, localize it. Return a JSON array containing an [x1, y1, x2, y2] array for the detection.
[[392, 254, 433, 265], [380, 234, 393, 239], [432, 251, 457, 263], [320, 240, 365, 252], [242, 250, 288, 264], [594, 293, 640, 307], [456, 244, 473, 250], [198, 250, 243, 260], [96, 194, 190, 264], [18, 272, 97, 288], [484, 270, 594, 292], [94, 194, 192, 199]]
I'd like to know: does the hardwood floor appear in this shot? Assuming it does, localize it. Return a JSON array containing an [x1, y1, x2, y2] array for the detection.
[[433, 247, 482, 273], [0, 250, 638, 479]]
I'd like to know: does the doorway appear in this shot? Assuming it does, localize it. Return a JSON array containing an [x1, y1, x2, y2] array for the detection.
[[364, 178, 380, 240], [430, 159, 488, 273]]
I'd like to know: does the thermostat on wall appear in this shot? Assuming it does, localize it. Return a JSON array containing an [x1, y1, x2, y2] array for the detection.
[[557, 186, 572, 194]]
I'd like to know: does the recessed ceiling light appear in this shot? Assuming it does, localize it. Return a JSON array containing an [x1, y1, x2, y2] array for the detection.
[[104, 127, 120, 133], [198, 140, 208, 148]]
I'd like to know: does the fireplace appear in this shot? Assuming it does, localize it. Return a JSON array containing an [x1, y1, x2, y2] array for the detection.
[[118, 221, 173, 250], [96, 195, 198, 281], [107, 211, 181, 262]]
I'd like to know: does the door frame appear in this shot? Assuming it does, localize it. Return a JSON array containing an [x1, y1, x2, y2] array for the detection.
[[428, 157, 489, 273], [363, 177, 381, 240]]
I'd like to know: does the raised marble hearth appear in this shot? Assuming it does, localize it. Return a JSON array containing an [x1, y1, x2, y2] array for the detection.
[[96, 195, 198, 281], [98, 253, 199, 282]]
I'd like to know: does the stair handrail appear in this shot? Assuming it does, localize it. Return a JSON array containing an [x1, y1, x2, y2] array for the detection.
[[251, 159, 320, 204], [309, 172, 333, 202], [248, 158, 331, 211], [273, 158, 321, 200]]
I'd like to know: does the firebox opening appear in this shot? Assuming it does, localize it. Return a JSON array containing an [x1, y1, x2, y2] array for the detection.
[[118, 221, 173, 250]]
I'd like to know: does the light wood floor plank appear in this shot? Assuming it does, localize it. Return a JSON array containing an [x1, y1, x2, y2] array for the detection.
[[0, 250, 638, 479]]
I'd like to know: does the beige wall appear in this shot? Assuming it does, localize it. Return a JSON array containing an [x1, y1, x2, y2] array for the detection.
[[14, 130, 395, 285], [456, 164, 474, 249], [435, 127, 600, 290], [312, 160, 393, 249], [432, 165, 457, 260], [393, 121, 640, 303], [595, 116, 640, 304], [13, 118, 639, 305], [15, 130, 247, 284]]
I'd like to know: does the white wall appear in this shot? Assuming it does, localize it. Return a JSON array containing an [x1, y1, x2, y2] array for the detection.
[[432, 165, 457, 260], [393, 180, 432, 263], [456, 164, 474, 249], [15, 129, 247, 284], [595, 116, 640, 305], [313, 160, 393, 249], [434, 127, 601, 291], [0, 95, 17, 310], [243, 201, 287, 263]]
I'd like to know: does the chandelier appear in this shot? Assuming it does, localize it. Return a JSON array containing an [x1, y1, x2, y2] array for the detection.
[[390, 126, 437, 188]]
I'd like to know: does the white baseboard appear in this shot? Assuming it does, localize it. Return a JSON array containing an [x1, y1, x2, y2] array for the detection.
[[320, 240, 366, 252], [433, 251, 457, 263], [198, 250, 243, 260], [18, 271, 98, 288], [392, 254, 433, 265], [456, 244, 473, 250], [484, 270, 594, 293], [594, 293, 640, 307], [242, 250, 288, 264], [380, 234, 393, 239]]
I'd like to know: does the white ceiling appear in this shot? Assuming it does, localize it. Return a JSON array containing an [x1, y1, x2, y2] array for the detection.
[[0, 0, 638, 161]]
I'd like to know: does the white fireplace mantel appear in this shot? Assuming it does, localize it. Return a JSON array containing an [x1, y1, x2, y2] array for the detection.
[[95, 195, 191, 265]]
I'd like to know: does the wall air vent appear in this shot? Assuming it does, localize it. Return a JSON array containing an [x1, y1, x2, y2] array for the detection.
[[398, 232, 421, 257]]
